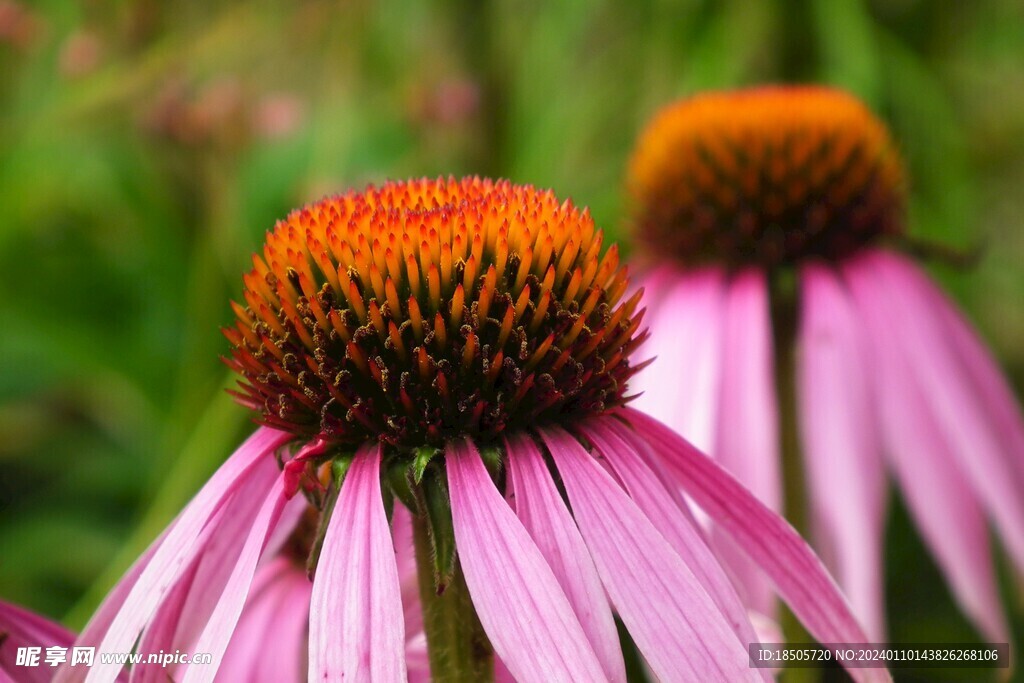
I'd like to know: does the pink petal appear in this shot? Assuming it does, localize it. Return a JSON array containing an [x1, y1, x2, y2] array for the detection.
[[713, 269, 781, 616], [1, 599, 76, 683], [630, 268, 726, 453], [251, 567, 311, 683], [857, 250, 1024, 572], [391, 503, 423, 639], [928, 264, 1024, 479], [446, 439, 605, 682], [797, 264, 887, 640], [504, 431, 626, 682], [130, 561, 200, 683], [55, 540, 162, 683], [133, 466, 281, 683], [218, 558, 300, 681], [0, 600, 75, 649], [309, 444, 407, 682], [493, 657, 516, 683], [260, 492, 313, 564], [584, 417, 768, 674], [182, 471, 291, 683], [82, 428, 289, 683], [843, 255, 1009, 643], [540, 426, 755, 683], [619, 408, 890, 683], [404, 638, 430, 683]]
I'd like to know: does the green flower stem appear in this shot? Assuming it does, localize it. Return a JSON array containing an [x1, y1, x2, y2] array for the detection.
[[771, 272, 816, 683], [412, 511, 494, 682]]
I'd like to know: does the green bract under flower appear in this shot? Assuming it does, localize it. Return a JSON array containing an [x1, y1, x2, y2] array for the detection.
[[225, 177, 648, 450]]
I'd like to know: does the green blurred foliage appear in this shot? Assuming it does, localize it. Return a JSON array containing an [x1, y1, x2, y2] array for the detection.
[[0, 0, 1022, 680]]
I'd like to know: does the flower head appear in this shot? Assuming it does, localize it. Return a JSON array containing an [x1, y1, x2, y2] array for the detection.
[[66, 177, 884, 683], [630, 86, 1024, 646], [628, 86, 905, 267], [225, 177, 645, 448]]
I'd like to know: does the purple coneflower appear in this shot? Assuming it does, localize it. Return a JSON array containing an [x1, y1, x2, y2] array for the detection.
[[62, 177, 882, 682], [628, 86, 1024, 643]]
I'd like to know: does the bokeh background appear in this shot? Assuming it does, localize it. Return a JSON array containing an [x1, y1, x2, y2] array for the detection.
[[1, 1, 1022, 680]]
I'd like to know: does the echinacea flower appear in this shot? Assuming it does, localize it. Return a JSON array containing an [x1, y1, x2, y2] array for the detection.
[[61, 177, 883, 682], [628, 86, 1024, 644], [1, 598, 77, 683]]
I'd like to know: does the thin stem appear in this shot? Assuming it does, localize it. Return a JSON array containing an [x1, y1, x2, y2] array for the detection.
[[413, 512, 494, 683], [771, 271, 816, 683]]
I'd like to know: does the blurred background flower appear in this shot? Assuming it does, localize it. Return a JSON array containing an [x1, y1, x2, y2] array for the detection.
[[0, 1, 1021, 681]]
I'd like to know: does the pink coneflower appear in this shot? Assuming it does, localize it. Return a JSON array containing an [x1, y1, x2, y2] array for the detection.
[[62, 177, 882, 682], [628, 86, 1024, 644]]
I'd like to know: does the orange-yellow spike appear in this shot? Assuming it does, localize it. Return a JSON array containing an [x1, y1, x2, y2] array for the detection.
[[478, 266, 496, 321], [408, 296, 424, 340], [388, 321, 407, 361], [530, 291, 552, 333], [433, 312, 447, 349], [461, 255, 479, 293], [368, 301, 386, 338], [513, 285, 531, 323], [417, 345, 432, 382], [562, 268, 583, 308], [427, 264, 441, 313], [405, 253, 421, 300], [347, 280, 367, 323], [462, 331, 477, 370], [450, 284, 465, 330], [369, 264, 387, 303]]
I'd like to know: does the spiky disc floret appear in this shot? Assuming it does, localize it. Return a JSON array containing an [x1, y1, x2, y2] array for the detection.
[[628, 86, 906, 268], [225, 177, 648, 448]]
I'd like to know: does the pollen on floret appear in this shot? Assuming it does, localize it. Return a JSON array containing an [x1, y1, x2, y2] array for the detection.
[[627, 86, 906, 268], [224, 177, 648, 449]]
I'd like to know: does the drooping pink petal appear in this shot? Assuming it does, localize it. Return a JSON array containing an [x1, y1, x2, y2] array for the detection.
[[54, 537, 163, 683], [1, 599, 76, 683], [843, 255, 1010, 643], [504, 431, 626, 682], [493, 657, 516, 683], [309, 443, 406, 683], [80, 428, 289, 683], [797, 264, 887, 640], [249, 565, 311, 683], [182, 470, 291, 683], [0, 600, 74, 650], [259, 492, 313, 565], [540, 425, 755, 683], [404, 637, 429, 683], [218, 558, 301, 681], [133, 464, 281, 683], [854, 250, 1024, 572], [927, 264, 1024, 478], [585, 418, 768, 679], [619, 407, 890, 683], [446, 439, 605, 683], [713, 268, 781, 617], [130, 560, 200, 683], [630, 267, 726, 453], [391, 503, 423, 640]]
